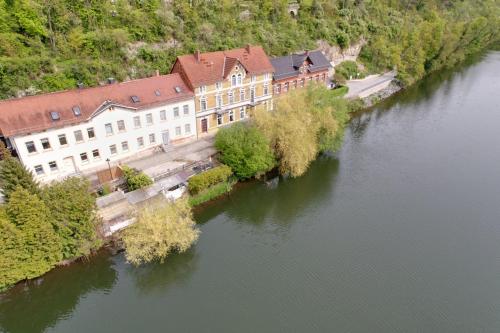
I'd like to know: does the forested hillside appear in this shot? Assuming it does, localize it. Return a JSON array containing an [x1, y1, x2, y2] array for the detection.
[[0, 0, 498, 99]]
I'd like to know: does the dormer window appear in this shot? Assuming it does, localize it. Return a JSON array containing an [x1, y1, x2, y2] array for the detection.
[[251, 75, 256, 83], [50, 111, 60, 121], [199, 85, 206, 94], [174, 86, 182, 93], [131, 95, 140, 103], [72, 106, 81, 116], [231, 75, 237, 87]]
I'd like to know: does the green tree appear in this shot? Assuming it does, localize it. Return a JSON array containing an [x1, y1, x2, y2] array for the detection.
[[1, 187, 62, 289], [122, 165, 153, 191], [122, 198, 200, 266], [215, 123, 276, 179], [41, 177, 100, 259], [0, 142, 40, 201], [0, 209, 26, 291]]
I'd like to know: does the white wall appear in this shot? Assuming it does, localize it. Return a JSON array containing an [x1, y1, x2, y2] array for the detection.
[[11, 98, 196, 183]]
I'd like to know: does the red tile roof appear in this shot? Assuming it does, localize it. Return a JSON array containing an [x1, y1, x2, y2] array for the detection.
[[0, 73, 193, 137], [172, 45, 274, 88]]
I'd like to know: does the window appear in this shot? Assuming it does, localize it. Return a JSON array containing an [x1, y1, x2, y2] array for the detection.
[[41, 138, 51, 150], [293, 80, 298, 89], [121, 141, 129, 152], [50, 112, 60, 121], [250, 87, 255, 102], [26, 141, 36, 153], [229, 110, 234, 122], [284, 82, 289, 92], [183, 105, 189, 116], [137, 137, 144, 148], [72, 106, 81, 116], [117, 120, 126, 132], [216, 94, 223, 107], [131, 95, 140, 103], [200, 98, 207, 111], [133, 116, 141, 128], [228, 91, 234, 104], [264, 84, 269, 95], [216, 82, 222, 90], [251, 75, 256, 82], [160, 110, 166, 121], [199, 85, 206, 94], [87, 127, 95, 139], [240, 107, 245, 119], [175, 126, 181, 136], [74, 130, 84, 143], [264, 73, 270, 80], [92, 149, 100, 159], [231, 75, 236, 86], [237, 73, 242, 85], [146, 113, 153, 125], [105, 123, 113, 135], [149, 133, 156, 144], [80, 152, 88, 164], [300, 79, 305, 87], [240, 88, 245, 101], [217, 114, 223, 126], [109, 144, 117, 155], [58, 134, 67, 146], [185, 123, 191, 134], [49, 161, 58, 172], [173, 107, 180, 118], [34, 165, 44, 175], [276, 84, 281, 94]]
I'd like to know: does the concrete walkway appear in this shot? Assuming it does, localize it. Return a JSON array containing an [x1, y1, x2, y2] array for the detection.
[[346, 71, 396, 99]]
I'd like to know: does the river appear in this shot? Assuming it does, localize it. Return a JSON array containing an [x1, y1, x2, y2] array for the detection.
[[1, 51, 500, 333]]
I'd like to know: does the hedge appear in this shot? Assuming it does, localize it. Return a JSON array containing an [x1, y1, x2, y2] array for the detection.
[[188, 165, 232, 194]]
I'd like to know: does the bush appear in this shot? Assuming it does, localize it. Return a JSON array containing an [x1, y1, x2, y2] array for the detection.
[[215, 123, 275, 179], [122, 165, 153, 191], [188, 180, 235, 207], [335, 61, 366, 81], [188, 165, 232, 194]]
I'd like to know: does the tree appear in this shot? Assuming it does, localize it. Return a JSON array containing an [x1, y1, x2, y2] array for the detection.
[[122, 165, 153, 191], [0, 209, 26, 291], [0, 142, 40, 201], [122, 198, 200, 266], [2, 187, 62, 287], [41, 177, 100, 259], [215, 123, 275, 179]]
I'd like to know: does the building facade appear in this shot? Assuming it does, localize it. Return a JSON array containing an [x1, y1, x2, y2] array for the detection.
[[0, 74, 195, 183], [171, 45, 274, 136], [270, 50, 331, 95]]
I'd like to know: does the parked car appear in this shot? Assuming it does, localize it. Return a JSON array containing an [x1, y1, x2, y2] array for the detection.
[[192, 162, 213, 174], [162, 182, 187, 201]]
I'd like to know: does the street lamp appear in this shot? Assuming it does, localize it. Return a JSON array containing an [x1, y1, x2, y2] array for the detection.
[[106, 158, 112, 180]]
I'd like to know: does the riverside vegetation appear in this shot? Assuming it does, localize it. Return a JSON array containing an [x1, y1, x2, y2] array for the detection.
[[0, 1, 498, 98]]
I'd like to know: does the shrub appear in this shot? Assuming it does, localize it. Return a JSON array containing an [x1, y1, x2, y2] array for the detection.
[[122, 165, 153, 191], [215, 123, 275, 179], [122, 198, 200, 265], [188, 180, 235, 207], [188, 165, 232, 194]]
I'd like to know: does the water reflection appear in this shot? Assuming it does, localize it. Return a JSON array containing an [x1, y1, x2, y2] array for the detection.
[[195, 156, 340, 228], [0, 252, 117, 333], [127, 248, 199, 294]]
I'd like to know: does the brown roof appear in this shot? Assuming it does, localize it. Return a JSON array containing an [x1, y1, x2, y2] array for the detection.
[[0, 74, 193, 137], [172, 45, 274, 88]]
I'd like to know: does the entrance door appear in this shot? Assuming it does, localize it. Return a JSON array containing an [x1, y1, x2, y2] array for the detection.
[[162, 131, 170, 145], [201, 118, 208, 133], [63, 156, 76, 174]]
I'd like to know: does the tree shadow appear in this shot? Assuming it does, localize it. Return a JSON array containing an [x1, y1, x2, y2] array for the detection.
[[0, 251, 117, 333]]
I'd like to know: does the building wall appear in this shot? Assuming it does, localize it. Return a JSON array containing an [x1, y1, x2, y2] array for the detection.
[[192, 64, 273, 136], [11, 98, 196, 183], [273, 69, 329, 96]]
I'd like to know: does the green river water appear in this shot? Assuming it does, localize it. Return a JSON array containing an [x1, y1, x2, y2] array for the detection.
[[1, 51, 500, 333]]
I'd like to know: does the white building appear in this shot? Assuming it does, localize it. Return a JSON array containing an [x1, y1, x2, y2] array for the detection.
[[0, 74, 196, 183]]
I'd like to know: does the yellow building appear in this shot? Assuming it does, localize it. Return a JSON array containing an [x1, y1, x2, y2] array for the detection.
[[171, 45, 274, 136]]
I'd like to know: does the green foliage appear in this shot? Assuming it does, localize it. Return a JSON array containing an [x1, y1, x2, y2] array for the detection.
[[0, 0, 497, 98], [122, 165, 153, 191], [0, 143, 39, 201], [41, 177, 100, 259], [0, 187, 62, 291], [188, 165, 232, 194], [188, 180, 235, 207], [330, 85, 349, 98], [215, 123, 276, 179], [335, 61, 367, 82], [122, 198, 200, 266]]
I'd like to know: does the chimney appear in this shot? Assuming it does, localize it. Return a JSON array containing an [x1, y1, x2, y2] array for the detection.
[[245, 44, 251, 53], [195, 50, 201, 62]]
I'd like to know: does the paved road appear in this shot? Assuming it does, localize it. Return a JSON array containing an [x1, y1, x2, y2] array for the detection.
[[346, 71, 396, 99]]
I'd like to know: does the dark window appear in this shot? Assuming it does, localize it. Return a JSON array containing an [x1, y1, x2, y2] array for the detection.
[[131, 96, 140, 103], [58, 134, 67, 146], [26, 141, 36, 153], [41, 138, 51, 150]]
